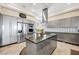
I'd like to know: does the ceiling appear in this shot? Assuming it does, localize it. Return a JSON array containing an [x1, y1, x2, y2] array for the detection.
[[16, 3, 53, 18], [1, 3, 79, 20]]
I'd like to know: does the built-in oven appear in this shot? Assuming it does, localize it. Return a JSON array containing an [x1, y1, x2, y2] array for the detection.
[[28, 24, 34, 33], [29, 29, 33, 32]]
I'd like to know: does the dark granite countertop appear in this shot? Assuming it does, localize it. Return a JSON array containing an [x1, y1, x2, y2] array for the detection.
[[25, 33, 56, 44]]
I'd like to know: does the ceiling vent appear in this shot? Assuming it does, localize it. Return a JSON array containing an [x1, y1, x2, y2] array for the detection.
[[19, 13, 26, 18]]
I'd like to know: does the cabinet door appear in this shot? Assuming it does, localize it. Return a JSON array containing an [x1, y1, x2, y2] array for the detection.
[[58, 20, 61, 28], [71, 16, 79, 27], [2, 15, 10, 45], [9, 17, 17, 43]]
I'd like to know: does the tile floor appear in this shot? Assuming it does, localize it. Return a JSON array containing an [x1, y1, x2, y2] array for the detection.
[[0, 41, 79, 55], [0, 42, 26, 55], [53, 42, 79, 55]]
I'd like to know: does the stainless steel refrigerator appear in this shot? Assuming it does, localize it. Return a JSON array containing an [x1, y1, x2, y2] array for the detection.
[[17, 22, 28, 43]]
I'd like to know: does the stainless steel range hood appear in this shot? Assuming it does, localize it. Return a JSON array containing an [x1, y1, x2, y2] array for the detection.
[[42, 8, 48, 23]]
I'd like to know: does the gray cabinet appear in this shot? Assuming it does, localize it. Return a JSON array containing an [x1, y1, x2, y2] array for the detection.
[[48, 16, 79, 28], [0, 15, 2, 45], [2, 15, 10, 45], [71, 16, 79, 27], [9, 17, 17, 43], [56, 33, 79, 45], [26, 34, 57, 55], [0, 14, 18, 46]]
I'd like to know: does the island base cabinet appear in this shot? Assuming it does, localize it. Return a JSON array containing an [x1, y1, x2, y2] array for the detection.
[[26, 36, 57, 55]]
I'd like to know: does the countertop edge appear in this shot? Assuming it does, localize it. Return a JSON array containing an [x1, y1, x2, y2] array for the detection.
[[25, 34, 57, 44]]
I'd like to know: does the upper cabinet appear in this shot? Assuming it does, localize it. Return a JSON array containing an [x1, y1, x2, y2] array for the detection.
[[71, 16, 79, 27], [48, 16, 79, 28]]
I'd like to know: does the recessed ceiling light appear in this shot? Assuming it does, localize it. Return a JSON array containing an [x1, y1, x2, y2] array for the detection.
[[67, 3, 72, 5], [32, 9, 35, 12], [33, 3, 36, 5]]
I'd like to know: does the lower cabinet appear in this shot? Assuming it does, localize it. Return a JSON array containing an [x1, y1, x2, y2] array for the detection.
[[56, 33, 79, 45], [26, 36, 57, 55]]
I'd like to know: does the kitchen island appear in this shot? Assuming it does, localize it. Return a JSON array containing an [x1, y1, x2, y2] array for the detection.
[[25, 33, 57, 55]]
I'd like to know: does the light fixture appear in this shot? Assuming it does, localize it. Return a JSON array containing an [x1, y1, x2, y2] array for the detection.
[[33, 3, 36, 5], [32, 9, 35, 12], [67, 3, 72, 5]]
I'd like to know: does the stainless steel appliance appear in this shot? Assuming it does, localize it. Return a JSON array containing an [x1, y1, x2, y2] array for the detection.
[[17, 22, 23, 43], [23, 23, 28, 40], [17, 22, 28, 43], [28, 24, 34, 33]]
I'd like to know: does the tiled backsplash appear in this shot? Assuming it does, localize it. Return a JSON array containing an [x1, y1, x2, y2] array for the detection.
[[47, 16, 79, 33]]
